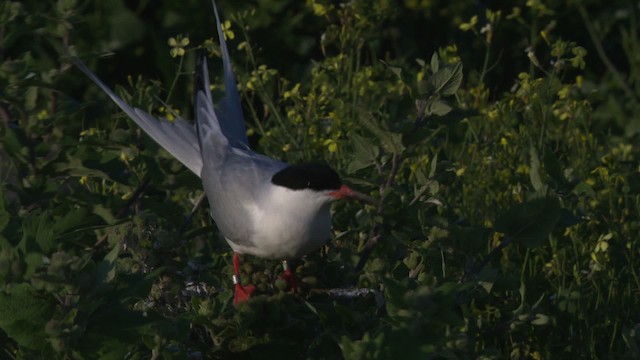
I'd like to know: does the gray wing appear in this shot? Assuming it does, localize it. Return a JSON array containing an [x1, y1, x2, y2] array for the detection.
[[211, 0, 249, 148], [197, 2, 290, 246], [193, 0, 251, 163], [73, 0, 247, 176], [72, 58, 203, 176], [202, 147, 288, 247], [194, 51, 229, 161]]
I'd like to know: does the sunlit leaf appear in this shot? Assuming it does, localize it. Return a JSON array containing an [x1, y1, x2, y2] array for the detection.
[[529, 144, 545, 192], [427, 100, 452, 116], [531, 313, 550, 326], [428, 62, 463, 96], [358, 113, 405, 154], [347, 132, 380, 173], [430, 52, 439, 73]]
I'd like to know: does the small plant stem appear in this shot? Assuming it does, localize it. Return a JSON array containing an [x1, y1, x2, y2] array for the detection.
[[462, 235, 514, 281], [355, 153, 402, 272], [115, 176, 151, 218], [478, 42, 491, 85], [236, 21, 299, 150], [165, 54, 185, 104], [180, 192, 207, 234]]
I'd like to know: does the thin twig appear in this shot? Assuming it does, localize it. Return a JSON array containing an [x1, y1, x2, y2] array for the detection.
[[462, 235, 514, 282], [408, 180, 436, 206], [94, 177, 152, 248], [93, 233, 109, 249], [115, 176, 151, 218], [310, 287, 378, 298], [0, 102, 10, 125], [355, 153, 402, 272], [354, 235, 380, 273], [408, 262, 424, 279], [413, 98, 430, 130], [180, 192, 207, 234]]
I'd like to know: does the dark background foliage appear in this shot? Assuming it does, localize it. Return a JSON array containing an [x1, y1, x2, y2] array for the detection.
[[1, 0, 639, 358]]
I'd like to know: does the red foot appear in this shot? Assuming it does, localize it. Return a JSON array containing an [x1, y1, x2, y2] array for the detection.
[[279, 261, 300, 292], [232, 252, 255, 305], [234, 284, 256, 305]]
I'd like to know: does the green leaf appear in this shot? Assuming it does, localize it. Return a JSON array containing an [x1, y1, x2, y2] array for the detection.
[[53, 207, 105, 238], [2, 128, 27, 162], [54, 156, 111, 179], [427, 99, 452, 116], [494, 192, 561, 247], [88, 245, 121, 297], [428, 152, 438, 178], [102, 244, 120, 279], [573, 182, 595, 196], [0, 2, 23, 24], [23, 252, 44, 278], [379, 60, 403, 81], [531, 313, 550, 326], [359, 114, 405, 154], [347, 132, 380, 173], [477, 268, 498, 294], [529, 144, 545, 192], [0, 283, 54, 348], [428, 62, 463, 96], [25, 86, 38, 111], [430, 52, 439, 73], [21, 210, 55, 254]]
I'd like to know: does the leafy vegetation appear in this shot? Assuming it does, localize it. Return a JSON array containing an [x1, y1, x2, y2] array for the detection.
[[1, 0, 639, 358]]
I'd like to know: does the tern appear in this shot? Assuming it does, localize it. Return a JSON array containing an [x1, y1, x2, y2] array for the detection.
[[73, 0, 373, 304]]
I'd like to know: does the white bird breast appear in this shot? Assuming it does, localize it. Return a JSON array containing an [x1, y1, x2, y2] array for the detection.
[[225, 186, 334, 259]]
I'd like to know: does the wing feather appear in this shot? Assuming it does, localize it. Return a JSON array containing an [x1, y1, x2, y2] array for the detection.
[[211, 0, 249, 148], [72, 58, 203, 176]]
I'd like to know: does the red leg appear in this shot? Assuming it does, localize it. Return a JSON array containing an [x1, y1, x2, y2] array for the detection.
[[279, 260, 299, 292], [233, 253, 255, 305]]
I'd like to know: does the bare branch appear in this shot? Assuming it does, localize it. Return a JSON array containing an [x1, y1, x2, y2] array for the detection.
[[355, 153, 402, 272]]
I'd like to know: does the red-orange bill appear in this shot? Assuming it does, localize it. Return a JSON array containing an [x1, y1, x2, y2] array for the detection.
[[330, 184, 376, 205]]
